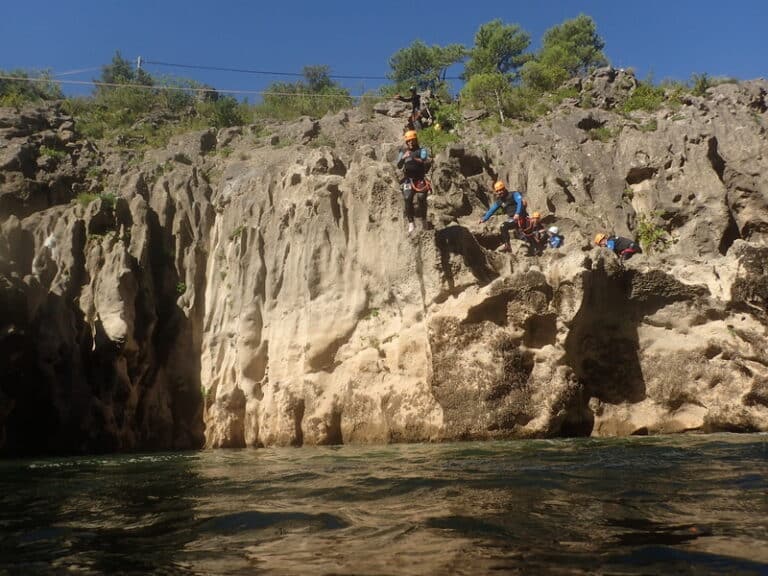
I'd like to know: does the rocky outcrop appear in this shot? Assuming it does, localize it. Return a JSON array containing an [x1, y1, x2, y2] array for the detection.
[[0, 104, 101, 219], [1, 69, 767, 455]]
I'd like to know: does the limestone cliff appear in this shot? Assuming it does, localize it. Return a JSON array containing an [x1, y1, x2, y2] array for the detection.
[[1, 69, 767, 455]]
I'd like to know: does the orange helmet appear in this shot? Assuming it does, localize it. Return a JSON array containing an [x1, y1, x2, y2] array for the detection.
[[404, 130, 418, 142], [493, 181, 506, 192], [531, 211, 541, 219], [594, 233, 607, 245]]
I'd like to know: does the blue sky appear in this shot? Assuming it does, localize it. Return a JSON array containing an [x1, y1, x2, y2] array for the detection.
[[1, 1, 766, 99]]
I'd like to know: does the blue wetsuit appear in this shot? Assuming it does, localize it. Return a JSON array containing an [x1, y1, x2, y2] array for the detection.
[[480, 190, 526, 223]]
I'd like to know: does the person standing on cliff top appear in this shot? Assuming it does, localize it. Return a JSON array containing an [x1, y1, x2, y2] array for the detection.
[[478, 181, 528, 252], [396, 130, 432, 234], [394, 86, 422, 128], [594, 233, 642, 261]]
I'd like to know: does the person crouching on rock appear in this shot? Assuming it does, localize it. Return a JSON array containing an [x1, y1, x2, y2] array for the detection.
[[478, 180, 528, 252], [546, 226, 563, 249], [396, 130, 432, 234], [594, 233, 642, 261], [519, 211, 547, 252]]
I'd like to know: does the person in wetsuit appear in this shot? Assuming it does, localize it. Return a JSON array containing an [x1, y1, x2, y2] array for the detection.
[[478, 180, 528, 252]]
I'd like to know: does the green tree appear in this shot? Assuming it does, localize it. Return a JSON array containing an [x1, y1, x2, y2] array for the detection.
[[303, 65, 333, 93], [388, 40, 466, 91], [98, 50, 153, 89], [464, 19, 531, 80], [461, 73, 515, 122], [519, 57, 569, 92], [520, 15, 606, 92], [539, 15, 606, 76]]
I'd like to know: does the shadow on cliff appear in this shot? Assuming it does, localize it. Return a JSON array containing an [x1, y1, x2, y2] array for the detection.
[[0, 209, 206, 456], [561, 262, 708, 436], [562, 265, 644, 436], [434, 225, 498, 297]]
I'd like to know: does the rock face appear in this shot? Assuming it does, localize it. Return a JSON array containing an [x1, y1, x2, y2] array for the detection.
[[1, 70, 767, 455]]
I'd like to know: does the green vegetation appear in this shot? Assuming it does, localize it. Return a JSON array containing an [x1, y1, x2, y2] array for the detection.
[[432, 102, 461, 130], [388, 41, 466, 93], [100, 192, 117, 209], [456, 15, 607, 123], [462, 73, 516, 122], [255, 65, 352, 121], [75, 191, 117, 208], [0, 69, 62, 107], [689, 72, 738, 96], [58, 52, 250, 146], [636, 212, 669, 253], [418, 125, 459, 155], [39, 145, 67, 160], [176, 282, 187, 295], [690, 73, 712, 97], [76, 192, 100, 207], [478, 116, 504, 136], [86, 165, 104, 180], [365, 308, 380, 320], [550, 86, 580, 105], [520, 15, 607, 92], [3, 15, 733, 154], [621, 82, 665, 113], [463, 20, 531, 80], [638, 118, 658, 132], [229, 225, 245, 239], [587, 126, 617, 142]]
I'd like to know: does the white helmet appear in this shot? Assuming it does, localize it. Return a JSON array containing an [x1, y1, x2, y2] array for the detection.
[[548, 226, 559, 235]]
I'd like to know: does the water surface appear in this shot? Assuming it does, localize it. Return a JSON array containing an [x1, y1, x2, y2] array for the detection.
[[1, 434, 766, 575]]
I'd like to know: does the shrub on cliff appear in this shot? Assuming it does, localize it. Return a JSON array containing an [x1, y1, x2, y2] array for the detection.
[[254, 65, 353, 121], [636, 212, 669, 253], [61, 53, 248, 144], [0, 69, 62, 107], [620, 82, 665, 113]]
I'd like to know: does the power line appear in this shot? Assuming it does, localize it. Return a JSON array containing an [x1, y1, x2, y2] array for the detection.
[[142, 58, 464, 81], [144, 59, 392, 81], [53, 67, 102, 77], [0, 74, 386, 100]]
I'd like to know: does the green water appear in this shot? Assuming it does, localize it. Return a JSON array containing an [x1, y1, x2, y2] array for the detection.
[[0, 434, 766, 575]]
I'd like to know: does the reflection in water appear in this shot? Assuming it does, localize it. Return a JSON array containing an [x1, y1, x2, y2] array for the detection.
[[0, 435, 765, 575]]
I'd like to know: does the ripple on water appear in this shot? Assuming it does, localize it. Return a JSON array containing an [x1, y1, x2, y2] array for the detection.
[[0, 434, 765, 575]]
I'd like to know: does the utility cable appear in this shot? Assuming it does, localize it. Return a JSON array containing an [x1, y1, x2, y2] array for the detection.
[[0, 74, 391, 100], [144, 59, 391, 81], [52, 67, 103, 77], [142, 58, 463, 81]]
